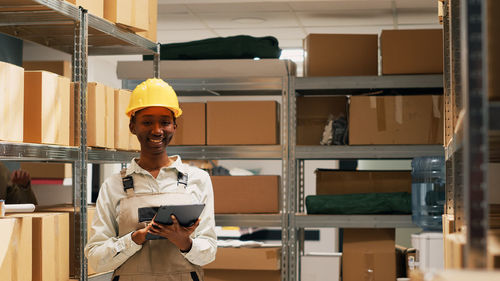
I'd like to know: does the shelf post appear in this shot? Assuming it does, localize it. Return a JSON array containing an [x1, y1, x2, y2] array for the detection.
[[72, 7, 89, 281], [286, 71, 297, 281], [461, 0, 489, 268], [154, 43, 160, 78]]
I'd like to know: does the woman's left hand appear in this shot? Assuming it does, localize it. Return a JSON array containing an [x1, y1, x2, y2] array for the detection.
[[148, 215, 200, 252]]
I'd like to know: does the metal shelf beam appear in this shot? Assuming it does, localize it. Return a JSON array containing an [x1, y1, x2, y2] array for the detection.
[[0, 142, 79, 161], [168, 145, 283, 160], [295, 74, 443, 90], [87, 149, 139, 164], [215, 214, 282, 227], [122, 77, 285, 95], [296, 145, 444, 159], [295, 214, 416, 228]]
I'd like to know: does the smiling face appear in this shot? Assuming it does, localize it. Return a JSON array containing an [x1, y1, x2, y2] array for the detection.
[[129, 106, 177, 156]]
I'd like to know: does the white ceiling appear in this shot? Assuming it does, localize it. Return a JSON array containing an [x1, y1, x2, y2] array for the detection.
[[156, 0, 441, 49]]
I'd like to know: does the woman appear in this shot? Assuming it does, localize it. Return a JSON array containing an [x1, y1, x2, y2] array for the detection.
[[85, 79, 216, 281]]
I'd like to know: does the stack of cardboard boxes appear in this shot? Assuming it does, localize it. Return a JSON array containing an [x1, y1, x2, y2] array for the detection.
[[4, 60, 140, 151], [315, 170, 412, 281], [1, 212, 70, 281], [301, 29, 444, 146], [170, 100, 281, 215], [304, 29, 444, 281]]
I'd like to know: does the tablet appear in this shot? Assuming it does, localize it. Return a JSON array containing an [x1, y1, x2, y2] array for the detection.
[[154, 203, 205, 227]]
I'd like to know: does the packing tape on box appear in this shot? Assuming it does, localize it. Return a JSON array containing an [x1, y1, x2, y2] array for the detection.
[[369, 96, 377, 109], [364, 252, 375, 280], [4, 203, 35, 213], [432, 95, 441, 118], [429, 96, 442, 143], [395, 96, 403, 125]]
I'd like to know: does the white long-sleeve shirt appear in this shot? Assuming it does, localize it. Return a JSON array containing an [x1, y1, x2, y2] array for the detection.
[[84, 156, 217, 273]]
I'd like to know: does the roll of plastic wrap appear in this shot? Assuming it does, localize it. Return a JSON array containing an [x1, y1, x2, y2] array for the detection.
[[5, 203, 35, 213]]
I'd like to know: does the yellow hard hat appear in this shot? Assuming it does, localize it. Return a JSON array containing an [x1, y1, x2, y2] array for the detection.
[[126, 78, 182, 118]]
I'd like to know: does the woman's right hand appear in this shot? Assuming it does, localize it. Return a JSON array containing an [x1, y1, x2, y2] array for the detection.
[[131, 224, 151, 245]]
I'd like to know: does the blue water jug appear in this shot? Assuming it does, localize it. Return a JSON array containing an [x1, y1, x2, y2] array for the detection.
[[411, 156, 446, 231]]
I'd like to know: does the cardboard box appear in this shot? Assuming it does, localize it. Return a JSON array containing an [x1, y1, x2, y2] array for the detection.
[[204, 247, 280, 281], [57, 75, 71, 146], [443, 214, 455, 269], [303, 34, 378, 77], [296, 96, 348, 145], [137, 0, 157, 42], [36, 205, 97, 276], [0, 216, 32, 281], [69, 82, 76, 146], [211, 176, 279, 214], [24, 71, 70, 146], [342, 228, 396, 281], [349, 95, 443, 145], [23, 61, 71, 78], [301, 253, 341, 281], [207, 101, 279, 145], [70, 82, 110, 147], [7, 213, 70, 281], [381, 29, 443, 74], [0, 61, 23, 142], [488, 0, 500, 100], [114, 89, 131, 150], [204, 247, 281, 270], [87, 82, 106, 147], [104, 85, 115, 149], [444, 232, 465, 269], [20, 162, 72, 179], [170, 102, 206, 145], [104, 0, 148, 32], [204, 270, 280, 281], [315, 170, 411, 195], [65, 0, 103, 18]]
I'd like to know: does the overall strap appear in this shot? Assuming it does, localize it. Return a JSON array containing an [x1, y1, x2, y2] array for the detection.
[[120, 168, 135, 196], [177, 171, 188, 188]]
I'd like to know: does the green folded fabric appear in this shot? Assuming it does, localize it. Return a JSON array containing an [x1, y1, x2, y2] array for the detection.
[[305, 192, 412, 215], [143, 35, 281, 60]]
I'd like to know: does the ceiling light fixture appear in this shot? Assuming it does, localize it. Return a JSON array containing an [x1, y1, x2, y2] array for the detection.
[[232, 17, 266, 24]]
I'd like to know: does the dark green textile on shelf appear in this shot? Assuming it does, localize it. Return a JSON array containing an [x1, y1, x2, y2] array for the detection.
[[305, 192, 412, 215], [143, 35, 281, 60]]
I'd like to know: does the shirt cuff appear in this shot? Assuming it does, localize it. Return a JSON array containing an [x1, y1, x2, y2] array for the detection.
[[181, 238, 200, 260], [115, 232, 142, 256]]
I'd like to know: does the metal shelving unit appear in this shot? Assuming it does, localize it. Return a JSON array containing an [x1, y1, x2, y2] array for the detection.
[[0, 1, 158, 281], [121, 61, 293, 281], [443, 0, 495, 269], [288, 74, 446, 281]]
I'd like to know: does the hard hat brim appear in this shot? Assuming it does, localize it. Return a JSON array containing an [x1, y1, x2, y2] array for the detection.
[[126, 105, 183, 118]]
